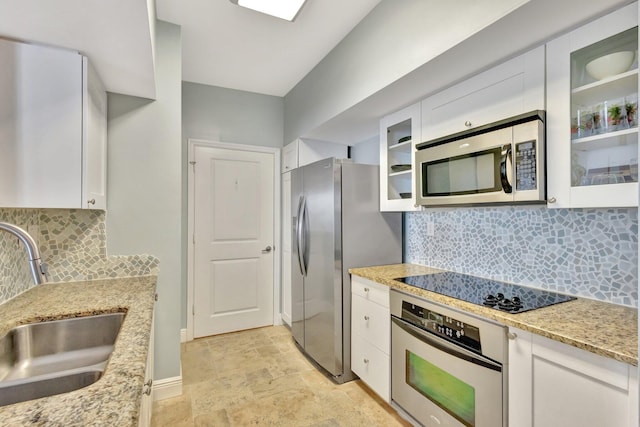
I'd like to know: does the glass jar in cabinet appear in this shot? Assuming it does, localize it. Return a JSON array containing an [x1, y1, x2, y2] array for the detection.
[[379, 103, 421, 211], [547, 3, 638, 208]]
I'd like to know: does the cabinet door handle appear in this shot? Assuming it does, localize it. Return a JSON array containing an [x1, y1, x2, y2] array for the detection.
[[143, 379, 153, 396], [507, 332, 518, 340], [87, 199, 96, 206], [464, 120, 473, 127], [547, 197, 557, 204], [363, 358, 369, 364], [364, 315, 370, 321], [363, 287, 369, 292]]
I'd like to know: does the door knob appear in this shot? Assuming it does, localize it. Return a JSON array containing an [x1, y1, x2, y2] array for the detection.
[[262, 245, 272, 253]]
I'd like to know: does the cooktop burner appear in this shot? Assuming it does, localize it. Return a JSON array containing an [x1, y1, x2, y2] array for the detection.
[[396, 272, 576, 313]]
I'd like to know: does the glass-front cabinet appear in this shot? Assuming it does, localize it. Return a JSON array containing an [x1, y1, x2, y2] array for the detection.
[[547, 3, 638, 208], [379, 103, 421, 211]]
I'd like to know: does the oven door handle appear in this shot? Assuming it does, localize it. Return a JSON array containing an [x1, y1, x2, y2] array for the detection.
[[392, 316, 502, 372]]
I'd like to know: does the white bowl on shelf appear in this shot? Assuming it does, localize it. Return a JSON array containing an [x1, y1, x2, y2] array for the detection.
[[585, 51, 635, 80]]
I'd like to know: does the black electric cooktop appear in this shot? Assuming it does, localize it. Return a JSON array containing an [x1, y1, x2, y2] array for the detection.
[[396, 272, 576, 314]]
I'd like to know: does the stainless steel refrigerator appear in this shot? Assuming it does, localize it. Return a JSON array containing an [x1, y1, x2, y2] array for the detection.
[[291, 158, 402, 383]]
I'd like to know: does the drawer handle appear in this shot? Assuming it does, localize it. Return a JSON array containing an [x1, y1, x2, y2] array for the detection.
[[464, 120, 472, 127], [364, 315, 370, 321], [363, 358, 369, 364]]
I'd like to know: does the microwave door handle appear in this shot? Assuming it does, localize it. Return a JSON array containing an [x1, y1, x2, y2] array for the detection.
[[500, 144, 513, 193]]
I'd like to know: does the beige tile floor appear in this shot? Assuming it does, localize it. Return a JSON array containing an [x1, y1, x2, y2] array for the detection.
[[151, 325, 412, 427]]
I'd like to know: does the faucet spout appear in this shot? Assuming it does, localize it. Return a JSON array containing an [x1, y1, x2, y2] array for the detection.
[[0, 222, 47, 285]]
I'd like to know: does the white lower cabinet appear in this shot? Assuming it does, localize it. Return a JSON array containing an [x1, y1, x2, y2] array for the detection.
[[508, 327, 638, 427], [351, 276, 390, 402], [138, 318, 155, 427], [281, 171, 292, 325]]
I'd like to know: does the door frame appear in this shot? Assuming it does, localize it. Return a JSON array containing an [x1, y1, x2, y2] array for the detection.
[[187, 138, 282, 341]]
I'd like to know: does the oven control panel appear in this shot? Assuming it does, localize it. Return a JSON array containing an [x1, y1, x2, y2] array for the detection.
[[401, 301, 481, 352]]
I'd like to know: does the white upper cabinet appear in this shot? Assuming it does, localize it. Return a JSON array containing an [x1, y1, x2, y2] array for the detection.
[[546, 3, 638, 208], [281, 138, 348, 173], [0, 39, 107, 209], [379, 103, 421, 212], [421, 46, 545, 142]]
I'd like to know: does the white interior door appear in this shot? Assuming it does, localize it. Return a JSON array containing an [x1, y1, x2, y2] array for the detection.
[[193, 145, 275, 337]]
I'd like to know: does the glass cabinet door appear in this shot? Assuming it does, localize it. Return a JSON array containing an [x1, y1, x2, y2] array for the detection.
[[546, 2, 638, 208], [570, 27, 638, 190], [379, 103, 421, 212]]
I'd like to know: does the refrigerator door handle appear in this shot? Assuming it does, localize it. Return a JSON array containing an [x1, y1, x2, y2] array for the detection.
[[301, 198, 309, 274], [296, 196, 307, 277]]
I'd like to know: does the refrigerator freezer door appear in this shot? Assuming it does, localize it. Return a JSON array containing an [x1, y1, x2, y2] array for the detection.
[[291, 168, 304, 347], [302, 158, 342, 377]]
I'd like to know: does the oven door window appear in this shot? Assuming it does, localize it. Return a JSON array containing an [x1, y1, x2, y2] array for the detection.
[[407, 350, 475, 427], [422, 147, 502, 197]]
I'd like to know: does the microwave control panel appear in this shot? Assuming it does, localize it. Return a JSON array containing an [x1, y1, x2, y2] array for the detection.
[[515, 140, 537, 191]]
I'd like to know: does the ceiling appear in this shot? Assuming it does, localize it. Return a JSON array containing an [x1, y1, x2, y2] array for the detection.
[[0, 0, 379, 99], [156, 0, 382, 97]]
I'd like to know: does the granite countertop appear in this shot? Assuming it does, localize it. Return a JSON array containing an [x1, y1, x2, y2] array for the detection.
[[0, 275, 157, 426], [350, 264, 638, 366]]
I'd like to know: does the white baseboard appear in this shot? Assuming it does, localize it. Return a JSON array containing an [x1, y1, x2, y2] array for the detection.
[[180, 328, 187, 343], [153, 375, 183, 401]]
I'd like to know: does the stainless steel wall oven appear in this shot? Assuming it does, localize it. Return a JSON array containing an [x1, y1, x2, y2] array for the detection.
[[391, 290, 508, 427]]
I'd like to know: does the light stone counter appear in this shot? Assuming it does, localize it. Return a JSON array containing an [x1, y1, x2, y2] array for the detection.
[[350, 264, 638, 366], [0, 275, 157, 426]]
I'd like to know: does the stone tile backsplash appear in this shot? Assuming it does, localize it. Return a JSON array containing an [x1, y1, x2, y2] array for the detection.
[[0, 209, 158, 304], [405, 206, 638, 307]]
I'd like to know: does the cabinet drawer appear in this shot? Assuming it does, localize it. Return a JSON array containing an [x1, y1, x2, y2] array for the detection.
[[352, 294, 390, 353], [351, 333, 390, 402], [351, 276, 389, 308]]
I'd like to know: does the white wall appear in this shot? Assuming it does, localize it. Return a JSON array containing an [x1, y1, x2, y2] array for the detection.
[[107, 21, 182, 380], [181, 82, 284, 327]]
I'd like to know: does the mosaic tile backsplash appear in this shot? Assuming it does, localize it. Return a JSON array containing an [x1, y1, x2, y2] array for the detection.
[[0, 209, 159, 304], [405, 206, 638, 307]]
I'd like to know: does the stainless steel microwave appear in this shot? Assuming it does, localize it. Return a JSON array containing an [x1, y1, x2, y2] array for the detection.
[[415, 110, 546, 206]]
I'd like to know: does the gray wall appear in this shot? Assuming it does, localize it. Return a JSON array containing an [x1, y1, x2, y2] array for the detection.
[[283, 0, 529, 142], [350, 136, 379, 165], [182, 82, 283, 148], [181, 82, 284, 327], [107, 21, 182, 380]]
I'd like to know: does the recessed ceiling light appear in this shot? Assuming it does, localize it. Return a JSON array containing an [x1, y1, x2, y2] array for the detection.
[[230, 0, 307, 21]]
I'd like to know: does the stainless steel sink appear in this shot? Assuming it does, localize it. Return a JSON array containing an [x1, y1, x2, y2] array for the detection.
[[0, 312, 125, 406]]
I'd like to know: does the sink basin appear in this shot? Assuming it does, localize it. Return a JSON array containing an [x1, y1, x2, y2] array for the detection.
[[0, 312, 125, 406], [0, 370, 103, 407]]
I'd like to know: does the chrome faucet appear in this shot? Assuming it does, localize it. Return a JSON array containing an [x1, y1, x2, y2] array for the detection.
[[0, 222, 47, 285]]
